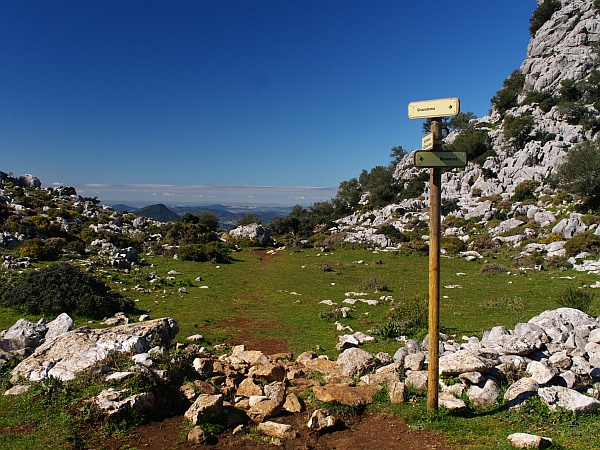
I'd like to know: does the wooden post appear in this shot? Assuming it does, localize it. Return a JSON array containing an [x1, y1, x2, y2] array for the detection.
[[427, 117, 442, 413]]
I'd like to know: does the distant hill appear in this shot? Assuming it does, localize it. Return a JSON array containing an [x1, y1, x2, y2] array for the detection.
[[111, 203, 136, 212], [171, 204, 293, 229], [132, 204, 180, 222]]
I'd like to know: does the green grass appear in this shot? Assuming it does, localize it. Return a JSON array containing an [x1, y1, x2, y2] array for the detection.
[[2, 247, 600, 448]]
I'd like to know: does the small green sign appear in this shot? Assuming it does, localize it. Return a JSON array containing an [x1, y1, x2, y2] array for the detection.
[[413, 150, 467, 168]]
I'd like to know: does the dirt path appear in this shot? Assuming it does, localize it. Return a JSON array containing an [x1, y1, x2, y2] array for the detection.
[[97, 411, 453, 449]]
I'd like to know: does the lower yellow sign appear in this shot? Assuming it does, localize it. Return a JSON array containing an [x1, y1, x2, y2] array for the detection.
[[413, 151, 467, 168]]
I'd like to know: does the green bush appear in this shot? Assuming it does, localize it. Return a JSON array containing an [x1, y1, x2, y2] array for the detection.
[[512, 180, 540, 202], [555, 140, 600, 209], [19, 238, 61, 261], [556, 287, 595, 314], [177, 242, 232, 263], [529, 0, 561, 36], [491, 70, 525, 115], [564, 231, 600, 257], [441, 236, 467, 254], [374, 294, 428, 339], [0, 262, 136, 318], [448, 128, 494, 165], [522, 90, 556, 112], [503, 113, 534, 150], [377, 224, 409, 244]]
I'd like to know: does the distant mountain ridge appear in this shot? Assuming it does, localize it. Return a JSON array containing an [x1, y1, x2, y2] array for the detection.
[[114, 202, 292, 228]]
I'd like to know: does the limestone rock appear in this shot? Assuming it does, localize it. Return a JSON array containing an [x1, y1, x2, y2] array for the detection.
[[538, 386, 600, 415], [184, 394, 224, 425], [44, 313, 74, 342], [504, 378, 540, 409], [467, 376, 500, 408], [337, 347, 375, 377], [438, 392, 467, 411], [388, 380, 408, 404], [282, 393, 303, 413], [507, 433, 553, 449], [11, 318, 179, 382], [405, 371, 428, 391], [247, 399, 282, 423], [187, 426, 209, 444], [439, 350, 491, 375], [308, 409, 337, 431], [257, 421, 296, 439], [229, 224, 271, 246]]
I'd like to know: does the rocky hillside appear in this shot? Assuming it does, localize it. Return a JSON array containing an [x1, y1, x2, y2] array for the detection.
[[335, 0, 600, 257]]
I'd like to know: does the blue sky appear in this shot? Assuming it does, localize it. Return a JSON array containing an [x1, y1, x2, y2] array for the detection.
[[1, 0, 536, 206]]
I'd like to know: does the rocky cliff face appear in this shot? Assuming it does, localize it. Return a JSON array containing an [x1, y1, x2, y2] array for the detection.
[[521, 0, 600, 95]]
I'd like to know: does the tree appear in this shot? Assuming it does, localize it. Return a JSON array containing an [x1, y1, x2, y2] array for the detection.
[[491, 70, 525, 115], [555, 139, 600, 209], [389, 146, 407, 165], [358, 166, 400, 207], [448, 112, 476, 132], [529, 0, 561, 37], [447, 128, 494, 165], [333, 177, 362, 216], [237, 214, 262, 227], [197, 211, 220, 232]]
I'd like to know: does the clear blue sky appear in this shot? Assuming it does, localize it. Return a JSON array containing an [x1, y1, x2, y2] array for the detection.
[[1, 0, 536, 206]]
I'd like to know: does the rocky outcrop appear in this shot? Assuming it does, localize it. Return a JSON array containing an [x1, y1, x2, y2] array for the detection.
[[10, 317, 179, 382], [521, 0, 600, 96], [228, 223, 271, 246]]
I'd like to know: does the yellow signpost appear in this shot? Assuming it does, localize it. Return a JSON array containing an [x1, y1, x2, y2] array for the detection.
[[408, 97, 465, 413], [421, 132, 434, 151], [408, 97, 460, 119]]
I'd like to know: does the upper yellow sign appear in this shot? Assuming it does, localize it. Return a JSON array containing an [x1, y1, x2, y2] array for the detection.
[[408, 98, 460, 119]]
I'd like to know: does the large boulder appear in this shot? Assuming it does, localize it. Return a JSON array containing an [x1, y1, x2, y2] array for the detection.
[[11, 318, 179, 383], [228, 224, 271, 246]]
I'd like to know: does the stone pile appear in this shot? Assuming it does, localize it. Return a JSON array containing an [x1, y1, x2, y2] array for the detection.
[[3, 307, 600, 445]]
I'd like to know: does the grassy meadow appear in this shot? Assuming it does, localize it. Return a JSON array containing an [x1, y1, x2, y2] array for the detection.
[[1, 247, 600, 449]]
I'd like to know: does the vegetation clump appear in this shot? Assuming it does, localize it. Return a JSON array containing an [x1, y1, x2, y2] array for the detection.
[[480, 263, 509, 276], [529, 0, 561, 37], [374, 294, 428, 339], [0, 262, 136, 318], [556, 286, 595, 314]]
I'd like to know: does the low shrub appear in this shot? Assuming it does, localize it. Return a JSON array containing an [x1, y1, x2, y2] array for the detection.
[[358, 275, 389, 292], [19, 238, 61, 261], [0, 262, 136, 318], [176, 242, 232, 263], [557, 287, 595, 314], [544, 255, 571, 270], [512, 180, 540, 202], [377, 224, 409, 244], [374, 294, 428, 339], [479, 263, 509, 276], [441, 236, 467, 254], [564, 232, 600, 257], [319, 306, 345, 322]]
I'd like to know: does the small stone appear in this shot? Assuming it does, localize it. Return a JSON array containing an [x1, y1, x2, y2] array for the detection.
[[187, 426, 208, 444], [307, 409, 337, 431]]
